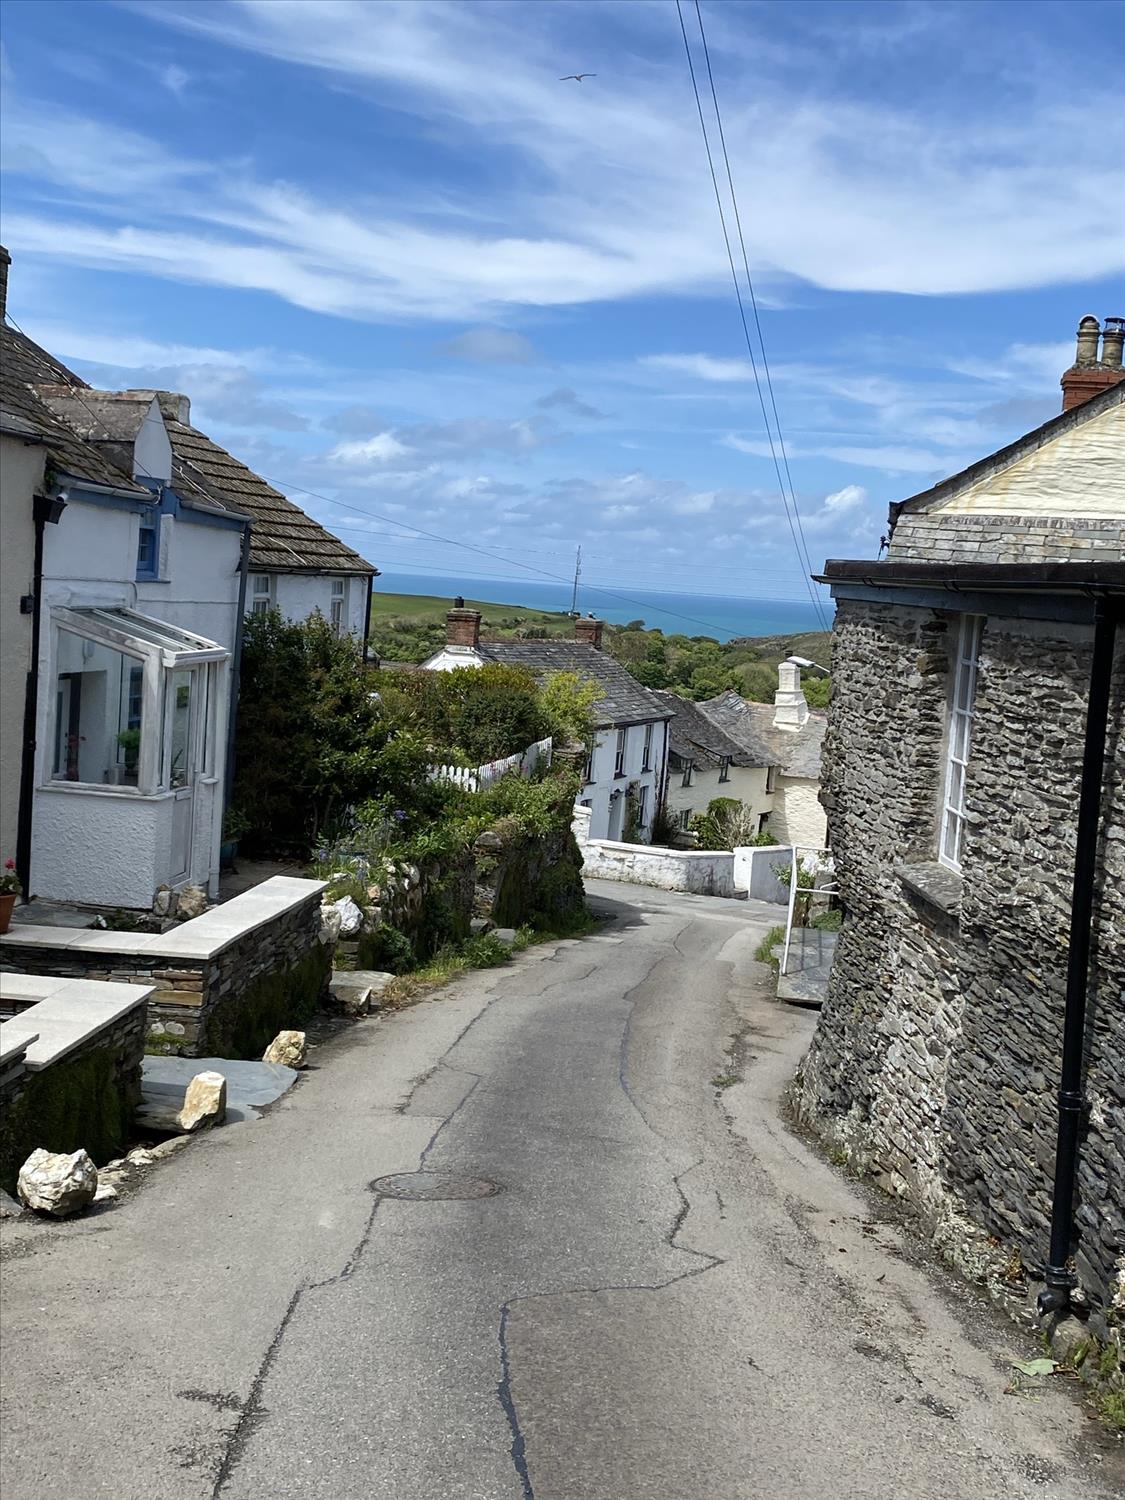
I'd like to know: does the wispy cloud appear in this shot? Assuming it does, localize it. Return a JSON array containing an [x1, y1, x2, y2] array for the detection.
[[437, 328, 541, 363], [642, 354, 757, 382], [4, 1, 1121, 324]]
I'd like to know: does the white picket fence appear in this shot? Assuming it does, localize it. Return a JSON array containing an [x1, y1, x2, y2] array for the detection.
[[428, 737, 552, 793]]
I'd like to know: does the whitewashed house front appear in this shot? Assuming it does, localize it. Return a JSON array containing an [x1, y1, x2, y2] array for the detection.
[[422, 608, 673, 842], [1, 260, 248, 908]]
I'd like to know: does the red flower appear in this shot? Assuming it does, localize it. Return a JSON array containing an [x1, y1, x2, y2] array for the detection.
[[4, 859, 14, 870]]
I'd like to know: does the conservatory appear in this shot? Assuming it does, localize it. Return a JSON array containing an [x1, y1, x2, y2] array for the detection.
[[33, 607, 231, 909]]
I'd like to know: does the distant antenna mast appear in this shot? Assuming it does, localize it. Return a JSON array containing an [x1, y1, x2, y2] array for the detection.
[[570, 545, 582, 615]]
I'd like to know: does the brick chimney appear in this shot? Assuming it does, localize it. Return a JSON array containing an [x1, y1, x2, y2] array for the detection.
[[1060, 316, 1125, 411], [773, 659, 809, 731], [0, 244, 10, 321], [446, 603, 482, 648], [574, 614, 604, 649]]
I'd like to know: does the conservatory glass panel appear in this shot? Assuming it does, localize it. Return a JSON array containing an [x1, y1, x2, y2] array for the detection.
[[52, 629, 147, 786]]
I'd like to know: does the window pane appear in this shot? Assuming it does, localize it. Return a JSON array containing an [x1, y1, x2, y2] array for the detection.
[[53, 629, 146, 786], [947, 761, 965, 814], [951, 711, 970, 762], [168, 670, 194, 789]]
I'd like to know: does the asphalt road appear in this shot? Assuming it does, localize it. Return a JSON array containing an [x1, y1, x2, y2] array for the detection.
[[1, 881, 1118, 1500]]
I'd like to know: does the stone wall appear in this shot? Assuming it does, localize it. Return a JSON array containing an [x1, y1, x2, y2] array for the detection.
[[797, 597, 1125, 1332], [0, 979, 148, 1191], [0, 878, 328, 1059]]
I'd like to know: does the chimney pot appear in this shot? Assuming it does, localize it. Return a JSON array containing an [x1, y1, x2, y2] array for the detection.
[[574, 615, 604, 649], [1074, 314, 1102, 367], [1101, 316, 1125, 371], [446, 606, 482, 649]]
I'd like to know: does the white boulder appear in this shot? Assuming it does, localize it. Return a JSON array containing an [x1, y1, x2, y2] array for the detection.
[[177, 1071, 227, 1132], [263, 1030, 307, 1068], [16, 1148, 99, 1217], [318, 903, 343, 945], [327, 895, 364, 937]]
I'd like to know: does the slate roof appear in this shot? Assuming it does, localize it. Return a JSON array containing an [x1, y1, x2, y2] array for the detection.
[[651, 691, 757, 767], [474, 640, 673, 728], [163, 419, 377, 576], [0, 325, 148, 494], [700, 689, 826, 779]]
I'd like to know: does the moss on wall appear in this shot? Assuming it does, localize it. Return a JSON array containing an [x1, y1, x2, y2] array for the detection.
[[0, 1045, 138, 1194], [205, 944, 332, 1059], [491, 829, 586, 932]]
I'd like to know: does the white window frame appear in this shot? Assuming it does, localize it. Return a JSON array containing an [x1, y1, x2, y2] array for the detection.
[[939, 614, 984, 873], [250, 574, 274, 615], [46, 607, 226, 798], [642, 722, 653, 771], [682, 760, 694, 788], [330, 577, 347, 634], [614, 727, 627, 777], [765, 765, 777, 794]]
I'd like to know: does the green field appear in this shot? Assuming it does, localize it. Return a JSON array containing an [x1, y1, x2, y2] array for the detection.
[[370, 591, 574, 632]]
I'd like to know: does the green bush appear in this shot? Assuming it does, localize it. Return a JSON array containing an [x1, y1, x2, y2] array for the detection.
[[234, 612, 440, 856], [370, 663, 547, 765]]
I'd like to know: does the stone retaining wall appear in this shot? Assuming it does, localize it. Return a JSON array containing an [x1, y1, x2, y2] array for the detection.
[[0, 878, 328, 1059], [796, 599, 1125, 1333], [0, 977, 148, 1191]]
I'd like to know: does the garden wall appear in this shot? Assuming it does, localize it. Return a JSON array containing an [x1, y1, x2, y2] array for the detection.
[[0, 877, 329, 1059], [0, 976, 148, 1191]]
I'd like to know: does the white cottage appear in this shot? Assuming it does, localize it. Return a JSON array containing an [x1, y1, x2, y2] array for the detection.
[[1, 269, 248, 908], [422, 608, 673, 842]]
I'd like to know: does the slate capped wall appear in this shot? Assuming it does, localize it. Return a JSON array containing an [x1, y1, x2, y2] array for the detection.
[[797, 596, 1125, 1332]]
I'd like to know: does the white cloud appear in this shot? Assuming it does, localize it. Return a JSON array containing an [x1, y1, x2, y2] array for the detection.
[[330, 431, 412, 463], [438, 328, 540, 363], [724, 433, 955, 475], [161, 64, 190, 96], [822, 483, 867, 515], [642, 354, 757, 382], [3, 3, 1120, 322]]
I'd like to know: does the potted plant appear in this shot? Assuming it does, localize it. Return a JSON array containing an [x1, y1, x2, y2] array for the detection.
[[220, 806, 251, 869], [0, 858, 22, 934], [116, 728, 141, 780]]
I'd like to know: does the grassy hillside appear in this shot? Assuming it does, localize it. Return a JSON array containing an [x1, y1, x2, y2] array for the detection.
[[368, 588, 833, 703], [370, 591, 576, 663]]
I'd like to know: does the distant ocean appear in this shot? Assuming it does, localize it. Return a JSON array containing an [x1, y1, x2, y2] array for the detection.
[[375, 571, 829, 643]]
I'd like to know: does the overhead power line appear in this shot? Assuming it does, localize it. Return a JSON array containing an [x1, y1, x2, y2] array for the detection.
[[674, 0, 830, 632]]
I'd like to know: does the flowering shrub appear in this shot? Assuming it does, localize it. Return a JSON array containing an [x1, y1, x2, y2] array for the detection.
[[0, 858, 21, 896]]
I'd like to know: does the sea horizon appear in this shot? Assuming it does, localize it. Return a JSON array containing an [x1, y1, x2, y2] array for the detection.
[[374, 570, 830, 642]]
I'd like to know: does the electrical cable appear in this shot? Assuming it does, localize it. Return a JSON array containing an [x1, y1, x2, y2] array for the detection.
[[691, 0, 819, 588], [674, 0, 831, 631]]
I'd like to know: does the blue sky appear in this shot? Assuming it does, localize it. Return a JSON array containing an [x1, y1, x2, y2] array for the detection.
[[2, 0, 1122, 612]]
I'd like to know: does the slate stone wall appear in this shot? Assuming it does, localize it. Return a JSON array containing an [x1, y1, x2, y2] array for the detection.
[[798, 597, 1125, 1332], [0, 1003, 146, 1191], [3, 891, 327, 1058]]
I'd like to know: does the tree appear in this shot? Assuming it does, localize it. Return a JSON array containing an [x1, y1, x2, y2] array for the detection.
[[539, 671, 601, 747], [691, 798, 777, 851]]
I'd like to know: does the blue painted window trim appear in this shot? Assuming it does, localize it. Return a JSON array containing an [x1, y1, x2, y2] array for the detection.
[[136, 508, 161, 580]]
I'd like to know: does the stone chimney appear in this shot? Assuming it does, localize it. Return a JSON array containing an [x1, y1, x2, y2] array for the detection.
[[1060, 316, 1125, 411], [125, 389, 191, 424], [0, 244, 9, 321], [446, 604, 482, 648], [773, 659, 809, 731], [574, 614, 604, 649]]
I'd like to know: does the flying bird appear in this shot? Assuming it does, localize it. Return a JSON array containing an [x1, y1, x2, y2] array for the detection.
[[560, 73, 596, 82]]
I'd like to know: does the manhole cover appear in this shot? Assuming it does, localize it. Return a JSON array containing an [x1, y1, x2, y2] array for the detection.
[[370, 1171, 499, 1201]]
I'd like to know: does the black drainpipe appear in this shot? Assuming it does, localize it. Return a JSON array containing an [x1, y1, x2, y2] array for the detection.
[[15, 491, 66, 896], [1038, 595, 1118, 1316], [362, 572, 375, 662]]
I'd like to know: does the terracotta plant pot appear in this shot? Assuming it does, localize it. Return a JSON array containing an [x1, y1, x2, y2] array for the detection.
[[0, 892, 17, 935]]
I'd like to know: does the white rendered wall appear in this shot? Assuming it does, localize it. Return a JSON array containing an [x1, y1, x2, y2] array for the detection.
[[579, 837, 737, 896], [272, 573, 368, 637], [770, 777, 828, 850], [577, 720, 668, 842], [32, 785, 174, 908], [665, 763, 770, 829]]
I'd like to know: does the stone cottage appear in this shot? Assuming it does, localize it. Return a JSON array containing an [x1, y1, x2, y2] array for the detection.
[[797, 331, 1123, 1334]]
